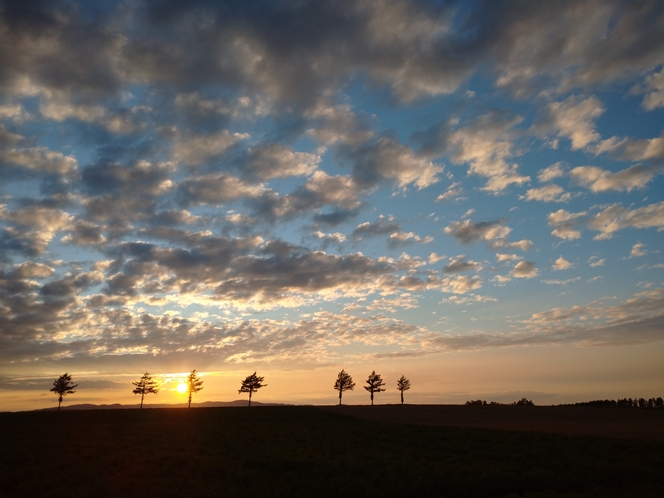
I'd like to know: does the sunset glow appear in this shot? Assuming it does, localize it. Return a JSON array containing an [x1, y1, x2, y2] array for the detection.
[[1, 1, 663, 413]]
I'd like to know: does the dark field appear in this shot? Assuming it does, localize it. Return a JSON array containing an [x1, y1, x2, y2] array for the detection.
[[1, 406, 663, 497]]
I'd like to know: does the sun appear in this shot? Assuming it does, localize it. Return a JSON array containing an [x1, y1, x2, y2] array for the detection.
[[176, 382, 188, 394]]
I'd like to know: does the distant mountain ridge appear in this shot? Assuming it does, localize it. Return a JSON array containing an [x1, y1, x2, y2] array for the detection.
[[36, 400, 292, 411]]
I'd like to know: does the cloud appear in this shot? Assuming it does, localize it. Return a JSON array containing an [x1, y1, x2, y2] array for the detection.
[[352, 216, 400, 239], [534, 96, 604, 150], [570, 164, 658, 193], [178, 174, 265, 206], [82, 160, 175, 197], [441, 294, 498, 305], [639, 68, 664, 111], [443, 256, 481, 275], [435, 182, 465, 202], [552, 256, 574, 271], [1, 147, 77, 175], [305, 101, 374, 145], [437, 275, 483, 294], [547, 209, 586, 240], [589, 201, 664, 240], [630, 243, 647, 258], [537, 163, 566, 183], [495, 253, 521, 262], [350, 137, 442, 189], [445, 111, 529, 193], [388, 231, 433, 247], [520, 184, 571, 203], [589, 256, 605, 267], [172, 130, 249, 166], [512, 261, 538, 279], [444, 219, 510, 245], [444, 218, 532, 252], [242, 144, 321, 180], [542, 277, 581, 285]]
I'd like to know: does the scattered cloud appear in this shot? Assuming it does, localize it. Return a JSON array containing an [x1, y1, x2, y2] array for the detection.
[[552, 256, 574, 271]]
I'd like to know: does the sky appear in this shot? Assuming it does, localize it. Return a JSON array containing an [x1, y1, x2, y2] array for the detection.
[[1, 0, 664, 411]]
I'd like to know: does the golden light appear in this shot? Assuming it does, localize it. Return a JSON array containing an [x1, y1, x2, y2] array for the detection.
[[176, 382, 188, 393]]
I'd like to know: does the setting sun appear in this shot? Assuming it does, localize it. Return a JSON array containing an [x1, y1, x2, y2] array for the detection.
[[176, 383, 188, 394]]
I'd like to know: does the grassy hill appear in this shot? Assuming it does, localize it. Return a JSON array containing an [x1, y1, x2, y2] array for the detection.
[[1, 406, 663, 497]]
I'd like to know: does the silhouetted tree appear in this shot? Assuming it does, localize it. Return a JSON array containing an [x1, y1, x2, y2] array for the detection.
[[364, 370, 385, 405], [132, 372, 159, 409], [238, 372, 267, 406], [50, 373, 78, 411], [334, 369, 355, 406], [514, 398, 534, 406], [185, 370, 204, 408], [396, 375, 410, 405]]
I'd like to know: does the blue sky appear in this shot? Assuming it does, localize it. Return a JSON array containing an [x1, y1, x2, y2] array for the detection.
[[1, 0, 663, 410]]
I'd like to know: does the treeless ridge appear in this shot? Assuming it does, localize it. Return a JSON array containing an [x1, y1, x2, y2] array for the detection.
[[320, 404, 664, 442]]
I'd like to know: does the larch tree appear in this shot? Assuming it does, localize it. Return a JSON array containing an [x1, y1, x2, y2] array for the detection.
[[396, 375, 411, 405], [333, 369, 355, 406], [185, 370, 204, 408], [50, 373, 78, 411], [364, 370, 386, 406], [132, 372, 160, 409], [238, 372, 267, 406]]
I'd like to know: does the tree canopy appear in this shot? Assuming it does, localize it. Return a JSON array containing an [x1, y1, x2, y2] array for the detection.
[[364, 371, 386, 405], [50, 373, 78, 411], [238, 372, 267, 406], [185, 370, 204, 408], [132, 372, 160, 409], [396, 375, 411, 405], [333, 369, 355, 406]]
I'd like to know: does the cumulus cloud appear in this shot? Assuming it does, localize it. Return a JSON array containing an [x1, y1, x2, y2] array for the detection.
[[178, 174, 265, 206], [242, 144, 321, 180], [534, 96, 604, 150], [589, 201, 664, 240], [445, 111, 529, 193], [537, 163, 566, 183], [435, 182, 465, 202], [350, 137, 442, 189], [512, 261, 538, 279], [496, 253, 521, 262], [172, 130, 249, 166], [520, 184, 571, 203], [443, 256, 482, 274], [444, 218, 532, 252], [630, 243, 647, 258], [1, 147, 77, 175], [639, 68, 664, 111], [570, 164, 658, 193], [542, 277, 581, 285], [588, 256, 605, 267], [547, 209, 586, 240], [552, 256, 574, 271]]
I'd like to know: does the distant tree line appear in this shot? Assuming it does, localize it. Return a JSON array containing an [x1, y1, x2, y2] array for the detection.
[[55, 370, 661, 410], [334, 370, 411, 405], [49, 370, 268, 409], [466, 398, 535, 406], [564, 397, 664, 409]]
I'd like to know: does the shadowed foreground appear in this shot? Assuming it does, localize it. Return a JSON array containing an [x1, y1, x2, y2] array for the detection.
[[323, 404, 664, 442], [1, 406, 663, 497]]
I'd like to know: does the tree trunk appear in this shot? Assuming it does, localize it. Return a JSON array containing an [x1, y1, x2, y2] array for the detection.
[[140, 393, 144, 409], [248, 390, 252, 407], [371, 391, 374, 405], [188, 391, 192, 408], [339, 391, 342, 406], [58, 396, 62, 411], [401, 391, 404, 405]]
